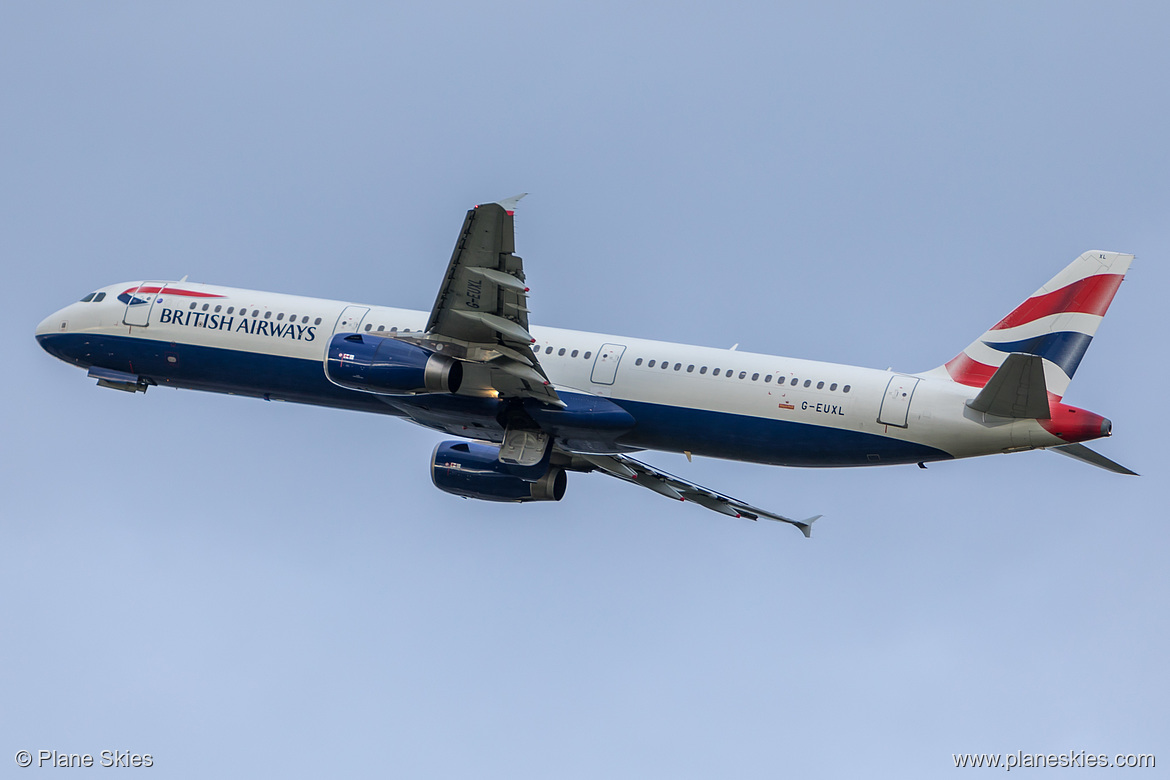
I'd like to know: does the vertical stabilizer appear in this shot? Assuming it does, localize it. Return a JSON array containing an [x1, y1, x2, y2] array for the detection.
[[929, 251, 1132, 399]]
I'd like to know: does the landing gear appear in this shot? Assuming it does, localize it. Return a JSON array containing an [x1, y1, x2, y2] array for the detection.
[[499, 426, 552, 467]]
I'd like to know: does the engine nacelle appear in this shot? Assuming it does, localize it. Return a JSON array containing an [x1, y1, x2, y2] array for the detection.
[[326, 333, 462, 395], [431, 441, 567, 503]]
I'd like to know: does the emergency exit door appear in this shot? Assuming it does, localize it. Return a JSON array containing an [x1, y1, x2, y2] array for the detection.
[[590, 343, 626, 385], [877, 375, 920, 428]]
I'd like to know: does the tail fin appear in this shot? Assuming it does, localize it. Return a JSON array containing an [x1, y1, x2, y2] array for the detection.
[[930, 251, 1133, 399]]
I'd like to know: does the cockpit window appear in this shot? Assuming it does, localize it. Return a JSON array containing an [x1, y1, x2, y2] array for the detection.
[[93, 292, 105, 302], [80, 293, 96, 302]]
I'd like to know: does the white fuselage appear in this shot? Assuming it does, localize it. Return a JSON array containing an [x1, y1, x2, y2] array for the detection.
[[36, 280, 1072, 468]]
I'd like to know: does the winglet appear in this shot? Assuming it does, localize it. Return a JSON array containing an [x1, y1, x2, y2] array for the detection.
[[479, 193, 528, 215], [796, 514, 822, 539]]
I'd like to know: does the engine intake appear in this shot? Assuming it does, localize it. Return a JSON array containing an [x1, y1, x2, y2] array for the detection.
[[431, 441, 567, 503], [326, 333, 462, 395]]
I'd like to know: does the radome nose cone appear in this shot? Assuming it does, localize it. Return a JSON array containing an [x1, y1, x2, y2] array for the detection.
[[36, 311, 64, 338], [1101, 417, 1113, 437]]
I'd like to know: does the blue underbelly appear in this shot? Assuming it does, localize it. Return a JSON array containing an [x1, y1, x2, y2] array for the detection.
[[613, 399, 951, 467], [37, 332, 952, 467]]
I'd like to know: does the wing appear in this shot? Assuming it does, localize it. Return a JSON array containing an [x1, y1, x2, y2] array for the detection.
[[567, 452, 821, 537], [392, 194, 563, 407]]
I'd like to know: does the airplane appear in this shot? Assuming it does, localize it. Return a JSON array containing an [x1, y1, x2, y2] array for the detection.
[[35, 195, 1136, 536]]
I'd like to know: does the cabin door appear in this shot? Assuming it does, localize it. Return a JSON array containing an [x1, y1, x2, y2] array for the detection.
[[590, 343, 626, 385], [877, 375, 920, 428]]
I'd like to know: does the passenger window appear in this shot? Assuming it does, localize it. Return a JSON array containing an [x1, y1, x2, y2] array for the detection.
[[662, 362, 669, 369], [571, 350, 578, 358], [364, 324, 372, 331], [215, 305, 222, 313], [377, 325, 385, 331], [817, 381, 824, 389], [686, 365, 694, 373], [545, 346, 553, 354], [700, 366, 707, 374], [790, 377, 799, 386], [764, 375, 772, 383], [227, 307, 234, 314], [278, 313, 285, 320], [726, 370, 733, 378], [674, 363, 681, 371], [830, 383, 838, 391], [93, 292, 105, 302], [739, 371, 747, 379], [751, 373, 759, 381], [635, 358, 643, 366], [713, 368, 720, 376], [314, 317, 322, 325], [584, 352, 592, 359], [264, 311, 272, 319], [302, 316, 310, 324], [648, 360, 656, 368], [843, 385, 851, 393], [558, 348, 566, 356], [202, 303, 210, 311], [190, 302, 197, 310], [803, 379, 811, 387], [254, 310, 260, 317]]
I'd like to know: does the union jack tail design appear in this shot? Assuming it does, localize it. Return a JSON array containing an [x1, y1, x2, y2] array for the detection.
[[932, 251, 1133, 400]]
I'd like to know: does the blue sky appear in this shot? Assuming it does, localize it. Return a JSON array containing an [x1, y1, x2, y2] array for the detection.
[[3, 3, 1167, 777]]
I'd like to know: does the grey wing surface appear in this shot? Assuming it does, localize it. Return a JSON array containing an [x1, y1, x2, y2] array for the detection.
[[394, 194, 563, 407], [566, 452, 820, 537]]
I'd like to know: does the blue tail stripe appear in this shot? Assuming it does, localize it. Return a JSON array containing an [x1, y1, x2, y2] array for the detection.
[[982, 331, 1093, 378]]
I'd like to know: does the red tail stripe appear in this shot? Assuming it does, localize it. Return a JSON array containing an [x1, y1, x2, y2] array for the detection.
[[991, 274, 1123, 331], [944, 353, 998, 388]]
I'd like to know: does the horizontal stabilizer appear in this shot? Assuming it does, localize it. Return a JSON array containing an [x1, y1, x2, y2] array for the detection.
[[1049, 443, 1138, 475], [966, 353, 1050, 418]]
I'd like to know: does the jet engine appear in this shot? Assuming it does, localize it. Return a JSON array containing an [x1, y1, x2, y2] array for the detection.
[[326, 333, 461, 395], [431, 441, 567, 502]]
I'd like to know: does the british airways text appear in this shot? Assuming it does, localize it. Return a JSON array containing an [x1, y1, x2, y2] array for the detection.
[[159, 308, 317, 341]]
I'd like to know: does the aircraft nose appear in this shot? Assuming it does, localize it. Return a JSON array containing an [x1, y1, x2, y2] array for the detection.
[[36, 308, 69, 338], [1101, 417, 1113, 437]]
